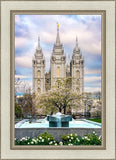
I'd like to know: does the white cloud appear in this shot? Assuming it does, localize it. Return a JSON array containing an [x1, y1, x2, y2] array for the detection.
[[15, 37, 27, 48], [15, 55, 32, 68], [15, 75, 28, 79], [84, 87, 101, 93], [15, 15, 21, 26], [85, 68, 101, 75], [84, 76, 101, 83]]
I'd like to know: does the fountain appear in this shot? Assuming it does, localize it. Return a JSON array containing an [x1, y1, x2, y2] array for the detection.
[[15, 112, 101, 140], [47, 112, 72, 127]]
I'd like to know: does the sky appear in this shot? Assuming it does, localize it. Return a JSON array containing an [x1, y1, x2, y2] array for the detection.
[[15, 15, 101, 95]]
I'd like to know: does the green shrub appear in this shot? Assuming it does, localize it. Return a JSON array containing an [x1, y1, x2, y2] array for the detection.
[[15, 137, 33, 145], [61, 133, 82, 145], [15, 132, 101, 145], [82, 132, 101, 145], [37, 132, 56, 145], [61, 132, 101, 145], [15, 132, 58, 145]]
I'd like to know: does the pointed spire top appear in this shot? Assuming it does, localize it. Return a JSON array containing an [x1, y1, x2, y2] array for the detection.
[[75, 36, 79, 51], [38, 36, 40, 49], [56, 22, 60, 45], [76, 36, 78, 45]]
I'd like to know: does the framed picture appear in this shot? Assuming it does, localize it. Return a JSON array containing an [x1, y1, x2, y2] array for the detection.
[[0, 0, 115, 160]]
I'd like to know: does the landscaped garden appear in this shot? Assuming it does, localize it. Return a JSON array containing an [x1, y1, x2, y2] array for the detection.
[[15, 132, 101, 145], [87, 118, 101, 123]]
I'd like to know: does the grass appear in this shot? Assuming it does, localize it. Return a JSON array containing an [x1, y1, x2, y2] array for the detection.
[[87, 118, 101, 123]]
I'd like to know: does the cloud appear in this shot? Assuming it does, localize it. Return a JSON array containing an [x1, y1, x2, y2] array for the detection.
[[15, 55, 32, 68], [15, 15, 21, 26], [84, 76, 101, 83], [15, 75, 29, 79], [84, 87, 101, 92], [85, 68, 101, 75], [15, 37, 27, 48]]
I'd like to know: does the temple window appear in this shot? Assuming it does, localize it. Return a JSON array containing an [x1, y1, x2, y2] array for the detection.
[[38, 79, 40, 85], [57, 67, 60, 77], [38, 70, 41, 78], [76, 70, 80, 79]]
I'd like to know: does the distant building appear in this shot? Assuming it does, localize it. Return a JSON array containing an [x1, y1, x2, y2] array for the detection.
[[32, 23, 84, 94]]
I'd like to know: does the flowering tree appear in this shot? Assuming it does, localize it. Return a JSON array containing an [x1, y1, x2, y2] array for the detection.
[[36, 78, 82, 114]]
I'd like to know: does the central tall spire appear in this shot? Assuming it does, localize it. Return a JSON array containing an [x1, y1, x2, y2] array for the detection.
[[75, 36, 78, 51], [37, 36, 41, 50], [56, 22, 60, 45]]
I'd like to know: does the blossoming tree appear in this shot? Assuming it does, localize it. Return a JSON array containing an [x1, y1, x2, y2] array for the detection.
[[36, 78, 82, 114]]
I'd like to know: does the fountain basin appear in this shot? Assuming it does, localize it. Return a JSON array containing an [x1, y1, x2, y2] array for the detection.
[[15, 119, 101, 141]]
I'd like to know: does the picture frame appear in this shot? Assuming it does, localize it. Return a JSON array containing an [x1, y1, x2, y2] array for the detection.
[[0, 0, 115, 160]]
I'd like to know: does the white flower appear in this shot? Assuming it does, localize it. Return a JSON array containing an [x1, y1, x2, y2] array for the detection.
[[55, 143, 57, 145], [48, 138, 50, 140], [70, 134, 72, 136], [28, 142, 30, 144], [69, 139, 71, 142], [42, 139, 44, 142], [71, 137, 73, 140], [67, 136, 69, 138], [59, 142, 63, 145], [93, 131, 95, 134], [31, 141, 34, 144], [76, 138, 80, 142], [39, 136, 42, 139], [75, 134, 77, 136], [49, 141, 53, 145], [68, 143, 73, 146]]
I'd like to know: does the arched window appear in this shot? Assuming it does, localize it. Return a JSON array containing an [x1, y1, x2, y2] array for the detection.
[[57, 67, 60, 77], [38, 79, 40, 85], [38, 70, 41, 78], [77, 79, 80, 85], [37, 87, 40, 92], [76, 88, 80, 93], [76, 70, 80, 79]]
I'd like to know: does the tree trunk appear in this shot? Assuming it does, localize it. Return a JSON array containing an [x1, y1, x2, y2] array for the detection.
[[59, 108, 62, 113], [64, 107, 66, 114]]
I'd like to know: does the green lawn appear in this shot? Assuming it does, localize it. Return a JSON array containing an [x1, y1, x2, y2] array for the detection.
[[87, 118, 101, 123]]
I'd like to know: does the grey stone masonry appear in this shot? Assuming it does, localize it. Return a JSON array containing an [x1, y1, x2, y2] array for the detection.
[[15, 128, 101, 141]]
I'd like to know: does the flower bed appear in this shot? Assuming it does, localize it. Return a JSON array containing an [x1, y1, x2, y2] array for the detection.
[[15, 131, 101, 145]]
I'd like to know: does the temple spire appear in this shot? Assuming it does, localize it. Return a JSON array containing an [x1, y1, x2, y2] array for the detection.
[[56, 22, 60, 45], [38, 36, 40, 49], [75, 36, 78, 51], [68, 55, 70, 65]]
